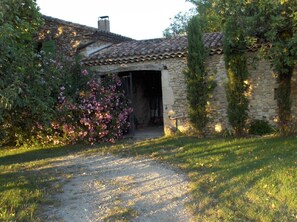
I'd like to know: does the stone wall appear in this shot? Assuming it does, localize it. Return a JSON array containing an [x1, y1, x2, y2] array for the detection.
[[90, 58, 190, 135], [205, 54, 280, 134], [89, 54, 297, 135], [205, 54, 229, 134], [160, 58, 190, 134], [205, 54, 297, 134], [247, 57, 278, 125]]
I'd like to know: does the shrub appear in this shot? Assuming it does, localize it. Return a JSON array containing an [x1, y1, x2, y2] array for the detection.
[[249, 119, 274, 136], [54, 74, 132, 144], [0, 1, 51, 146]]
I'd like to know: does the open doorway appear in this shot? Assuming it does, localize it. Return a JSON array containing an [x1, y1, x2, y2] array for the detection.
[[119, 71, 164, 135]]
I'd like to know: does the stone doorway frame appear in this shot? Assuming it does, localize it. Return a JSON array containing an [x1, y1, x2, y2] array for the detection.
[[96, 63, 169, 135]]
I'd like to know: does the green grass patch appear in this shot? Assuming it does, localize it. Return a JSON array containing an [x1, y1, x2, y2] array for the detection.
[[107, 136, 297, 221], [0, 136, 296, 221], [0, 143, 104, 221]]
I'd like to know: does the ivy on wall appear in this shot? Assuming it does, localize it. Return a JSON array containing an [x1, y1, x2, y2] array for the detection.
[[256, 0, 296, 133], [224, 17, 250, 136]]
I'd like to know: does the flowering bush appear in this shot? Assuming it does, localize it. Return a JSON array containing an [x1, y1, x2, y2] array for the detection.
[[55, 73, 132, 144]]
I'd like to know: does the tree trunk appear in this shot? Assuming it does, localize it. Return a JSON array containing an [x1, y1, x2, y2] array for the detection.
[[277, 68, 293, 132]]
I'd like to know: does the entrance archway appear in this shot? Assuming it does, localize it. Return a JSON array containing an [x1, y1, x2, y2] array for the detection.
[[119, 70, 164, 135]]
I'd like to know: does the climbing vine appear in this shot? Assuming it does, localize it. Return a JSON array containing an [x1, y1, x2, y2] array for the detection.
[[224, 17, 250, 136], [185, 15, 215, 134], [254, 0, 296, 133]]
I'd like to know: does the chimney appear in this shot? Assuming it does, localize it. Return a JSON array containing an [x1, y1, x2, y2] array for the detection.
[[98, 16, 110, 32]]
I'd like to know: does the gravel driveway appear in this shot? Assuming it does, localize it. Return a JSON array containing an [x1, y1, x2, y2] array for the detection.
[[41, 154, 193, 222]]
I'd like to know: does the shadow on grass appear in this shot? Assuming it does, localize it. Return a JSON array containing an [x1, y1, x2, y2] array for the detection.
[[111, 135, 297, 220], [0, 143, 100, 166], [0, 159, 83, 221], [0, 167, 56, 193], [0, 135, 296, 221]]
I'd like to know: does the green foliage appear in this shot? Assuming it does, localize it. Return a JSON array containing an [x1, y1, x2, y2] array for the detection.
[[187, 0, 223, 32], [42, 40, 57, 54], [188, 0, 296, 134], [0, 0, 55, 145], [0, 0, 85, 146], [253, 0, 297, 131], [163, 10, 196, 37], [53, 74, 133, 144], [249, 119, 274, 136], [277, 72, 293, 132], [224, 14, 250, 136], [185, 16, 216, 134], [163, 0, 223, 37], [0, 0, 133, 146], [0, 44, 86, 146]]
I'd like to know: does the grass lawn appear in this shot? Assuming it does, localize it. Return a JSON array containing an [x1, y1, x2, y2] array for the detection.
[[0, 136, 296, 221], [0, 144, 94, 221]]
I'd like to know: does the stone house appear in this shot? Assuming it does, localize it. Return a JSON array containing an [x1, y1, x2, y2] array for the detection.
[[39, 16, 297, 135], [38, 15, 132, 57]]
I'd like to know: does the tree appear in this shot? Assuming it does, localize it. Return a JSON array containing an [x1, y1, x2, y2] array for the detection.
[[221, 0, 297, 132], [187, 0, 297, 134], [252, 0, 297, 132], [186, 0, 223, 32], [163, 10, 196, 37], [163, 0, 223, 37], [0, 0, 134, 146], [0, 0, 65, 145], [185, 15, 215, 134]]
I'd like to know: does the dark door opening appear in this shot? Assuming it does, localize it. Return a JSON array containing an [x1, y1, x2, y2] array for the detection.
[[119, 70, 163, 134]]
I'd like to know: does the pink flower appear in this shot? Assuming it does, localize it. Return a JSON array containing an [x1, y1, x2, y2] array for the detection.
[[54, 74, 132, 144], [81, 69, 88, 76]]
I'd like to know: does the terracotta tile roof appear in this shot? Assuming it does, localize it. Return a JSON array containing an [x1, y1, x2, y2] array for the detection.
[[84, 33, 224, 66], [43, 15, 97, 32], [42, 15, 133, 46], [91, 31, 134, 43]]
